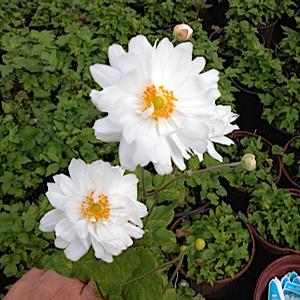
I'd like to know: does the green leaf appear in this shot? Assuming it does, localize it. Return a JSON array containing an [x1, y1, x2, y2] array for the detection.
[[46, 163, 61, 176], [163, 289, 177, 300], [148, 206, 174, 227]]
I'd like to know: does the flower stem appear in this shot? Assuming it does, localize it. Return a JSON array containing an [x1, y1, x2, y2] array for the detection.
[[162, 251, 186, 295], [140, 167, 147, 203], [147, 161, 241, 197], [143, 194, 160, 228], [122, 255, 181, 287]]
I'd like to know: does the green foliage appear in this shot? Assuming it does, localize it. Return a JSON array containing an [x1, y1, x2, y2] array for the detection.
[[185, 155, 228, 206], [259, 75, 300, 133], [180, 203, 250, 285], [0, 196, 55, 280], [226, 0, 295, 26], [223, 16, 300, 134], [225, 20, 284, 92], [248, 183, 300, 250], [283, 137, 300, 182], [217, 136, 280, 188], [278, 25, 300, 66]]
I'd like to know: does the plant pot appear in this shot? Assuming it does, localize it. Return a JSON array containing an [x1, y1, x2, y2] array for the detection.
[[248, 189, 300, 256], [170, 214, 256, 297], [253, 255, 300, 300], [255, 119, 292, 147], [282, 135, 300, 189], [258, 19, 278, 48], [231, 130, 283, 185]]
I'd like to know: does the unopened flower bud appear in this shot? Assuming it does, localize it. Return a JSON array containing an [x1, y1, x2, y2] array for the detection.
[[241, 154, 256, 171], [178, 279, 189, 288], [173, 24, 193, 41]]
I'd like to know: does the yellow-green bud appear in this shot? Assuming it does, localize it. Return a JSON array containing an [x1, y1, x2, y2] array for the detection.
[[241, 154, 256, 171], [194, 238, 206, 251], [173, 24, 193, 42], [180, 245, 188, 252]]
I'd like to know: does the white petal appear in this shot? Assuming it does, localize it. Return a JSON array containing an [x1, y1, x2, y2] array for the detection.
[[128, 35, 153, 55], [90, 87, 130, 112], [55, 218, 76, 242], [190, 57, 206, 74], [45, 191, 67, 210], [142, 106, 154, 119], [93, 117, 121, 142], [163, 46, 193, 90], [119, 139, 137, 171], [118, 70, 144, 95], [39, 209, 65, 232], [64, 238, 90, 261], [207, 141, 223, 162], [123, 223, 145, 239], [154, 163, 173, 175], [54, 236, 68, 249], [73, 219, 89, 240], [108, 44, 126, 69], [64, 200, 85, 223], [211, 136, 235, 145], [90, 64, 120, 88], [152, 38, 173, 85], [157, 118, 176, 136], [68, 159, 87, 188], [91, 237, 113, 263], [53, 174, 78, 196]]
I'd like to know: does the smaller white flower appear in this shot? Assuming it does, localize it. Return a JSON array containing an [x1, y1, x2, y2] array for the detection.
[[198, 105, 239, 162], [39, 159, 147, 263]]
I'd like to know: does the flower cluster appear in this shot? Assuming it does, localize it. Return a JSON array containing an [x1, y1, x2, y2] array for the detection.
[[40, 29, 238, 263]]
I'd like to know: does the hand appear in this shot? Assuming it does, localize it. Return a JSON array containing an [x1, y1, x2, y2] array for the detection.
[[4, 268, 102, 300]]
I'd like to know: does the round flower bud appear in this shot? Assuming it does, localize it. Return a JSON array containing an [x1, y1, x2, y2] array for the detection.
[[194, 238, 206, 251], [178, 279, 189, 288], [180, 245, 188, 252], [173, 24, 193, 41], [241, 154, 256, 171]]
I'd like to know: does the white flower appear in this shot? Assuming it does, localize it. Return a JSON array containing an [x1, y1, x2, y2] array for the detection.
[[39, 159, 147, 263], [90, 35, 237, 174]]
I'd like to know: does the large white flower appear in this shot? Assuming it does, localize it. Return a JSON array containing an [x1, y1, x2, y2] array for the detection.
[[39, 159, 147, 263], [90, 35, 237, 174]]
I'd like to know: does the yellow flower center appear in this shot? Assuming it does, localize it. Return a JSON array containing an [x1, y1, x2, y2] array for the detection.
[[81, 191, 110, 223], [143, 85, 177, 120]]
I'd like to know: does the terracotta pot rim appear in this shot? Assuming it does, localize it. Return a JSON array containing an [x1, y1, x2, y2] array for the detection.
[[230, 130, 283, 185], [253, 255, 300, 300], [282, 135, 300, 189], [247, 189, 300, 255], [170, 214, 256, 287]]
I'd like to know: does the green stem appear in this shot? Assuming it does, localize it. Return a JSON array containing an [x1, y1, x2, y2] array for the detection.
[[122, 256, 181, 287], [143, 194, 160, 228], [140, 167, 147, 203], [162, 251, 186, 295], [147, 161, 241, 197], [195, 0, 206, 20]]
